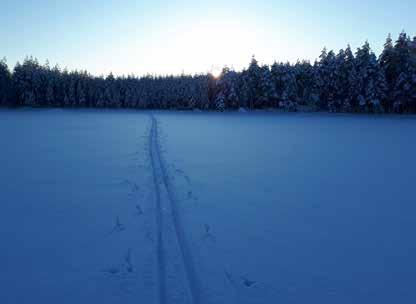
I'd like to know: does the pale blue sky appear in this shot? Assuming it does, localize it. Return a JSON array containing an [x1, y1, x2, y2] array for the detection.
[[2, 0, 415, 76]]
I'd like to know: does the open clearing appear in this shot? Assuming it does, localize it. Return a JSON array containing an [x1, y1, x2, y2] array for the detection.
[[1, 109, 415, 304]]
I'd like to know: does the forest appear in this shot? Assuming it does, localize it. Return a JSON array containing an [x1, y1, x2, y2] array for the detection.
[[0, 32, 415, 113]]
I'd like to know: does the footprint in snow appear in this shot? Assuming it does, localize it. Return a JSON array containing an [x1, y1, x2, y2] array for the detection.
[[131, 183, 140, 192], [102, 250, 134, 277], [108, 216, 125, 235], [224, 270, 237, 287], [123, 249, 134, 273], [241, 276, 257, 288], [202, 224, 216, 243], [187, 190, 198, 201], [135, 204, 144, 216], [102, 267, 120, 275], [121, 179, 132, 186], [145, 230, 154, 242]]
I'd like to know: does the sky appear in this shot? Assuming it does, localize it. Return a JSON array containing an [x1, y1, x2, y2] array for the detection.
[[1, 0, 415, 76]]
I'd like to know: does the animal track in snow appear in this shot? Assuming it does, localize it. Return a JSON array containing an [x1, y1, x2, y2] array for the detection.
[[241, 276, 257, 288], [224, 269, 237, 287], [108, 216, 125, 235], [135, 204, 144, 216], [202, 224, 216, 243], [102, 249, 134, 277], [123, 248, 134, 273], [102, 267, 120, 275], [175, 168, 191, 185], [121, 179, 140, 193]]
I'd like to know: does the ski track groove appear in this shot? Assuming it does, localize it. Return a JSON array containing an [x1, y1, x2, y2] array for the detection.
[[148, 115, 167, 304], [149, 114, 201, 304]]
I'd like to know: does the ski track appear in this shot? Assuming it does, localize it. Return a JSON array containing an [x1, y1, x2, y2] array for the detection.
[[148, 115, 167, 304], [148, 114, 201, 304]]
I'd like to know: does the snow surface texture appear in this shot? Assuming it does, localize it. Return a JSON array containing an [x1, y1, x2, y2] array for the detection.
[[1, 109, 416, 304]]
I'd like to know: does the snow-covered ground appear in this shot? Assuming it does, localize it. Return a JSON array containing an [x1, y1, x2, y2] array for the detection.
[[1, 109, 416, 304]]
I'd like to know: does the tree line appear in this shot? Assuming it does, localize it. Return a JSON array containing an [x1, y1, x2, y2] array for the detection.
[[1, 32, 415, 113]]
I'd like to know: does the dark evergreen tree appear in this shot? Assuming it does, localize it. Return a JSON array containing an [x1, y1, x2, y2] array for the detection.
[[354, 41, 387, 113], [293, 60, 316, 109], [0, 58, 12, 105], [1, 31, 416, 114], [315, 49, 338, 110], [271, 62, 297, 111], [246, 56, 262, 109]]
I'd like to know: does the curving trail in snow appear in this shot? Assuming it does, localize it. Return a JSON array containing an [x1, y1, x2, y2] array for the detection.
[[148, 114, 201, 304]]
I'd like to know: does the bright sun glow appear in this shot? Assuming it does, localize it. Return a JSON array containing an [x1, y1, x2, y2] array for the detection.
[[210, 66, 223, 78], [133, 16, 263, 76], [104, 14, 289, 76]]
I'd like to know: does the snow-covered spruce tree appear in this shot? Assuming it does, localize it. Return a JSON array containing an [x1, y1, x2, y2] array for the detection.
[[215, 91, 226, 111], [379, 32, 416, 112], [246, 56, 262, 109], [77, 81, 86, 107], [315, 48, 338, 111], [379, 34, 396, 111], [327, 47, 358, 112], [13, 57, 40, 106], [393, 63, 416, 113], [258, 65, 277, 108], [214, 67, 240, 110], [236, 69, 251, 110], [339, 45, 359, 112], [327, 49, 345, 112], [281, 66, 298, 111], [3, 33, 415, 113], [195, 74, 210, 110], [271, 62, 298, 111], [0, 58, 13, 106], [410, 37, 416, 110], [67, 77, 76, 106], [123, 76, 136, 108], [391, 33, 416, 113], [95, 80, 106, 108], [293, 60, 316, 110], [43, 62, 60, 107], [45, 79, 55, 106], [104, 73, 118, 108], [354, 41, 387, 113]]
